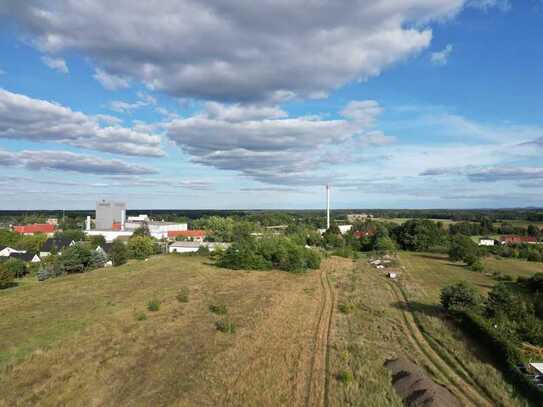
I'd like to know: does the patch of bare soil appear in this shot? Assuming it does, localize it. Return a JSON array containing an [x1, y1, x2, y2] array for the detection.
[[385, 357, 462, 407]]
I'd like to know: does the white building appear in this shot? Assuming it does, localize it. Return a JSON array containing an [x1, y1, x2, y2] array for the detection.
[[338, 224, 353, 234], [86, 230, 134, 243], [0, 246, 26, 257], [169, 241, 230, 254], [479, 237, 496, 247]]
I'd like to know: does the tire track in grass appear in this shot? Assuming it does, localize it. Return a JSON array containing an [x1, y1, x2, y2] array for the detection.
[[387, 279, 493, 407], [306, 264, 335, 407]]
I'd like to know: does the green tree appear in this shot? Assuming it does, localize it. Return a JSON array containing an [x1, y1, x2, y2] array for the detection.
[[449, 234, 479, 263], [128, 236, 155, 260], [88, 234, 106, 249], [375, 236, 396, 252], [54, 229, 85, 242], [0, 230, 20, 247], [132, 223, 151, 238], [4, 258, 27, 278], [60, 243, 92, 274], [110, 240, 128, 266], [440, 281, 481, 311], [89, 249, 108, 269], [0, 263, 15, 289], [395, 219, 446, 252]]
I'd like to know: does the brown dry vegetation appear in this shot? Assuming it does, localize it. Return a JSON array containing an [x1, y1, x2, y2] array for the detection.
[[0, 255, 345, 407]]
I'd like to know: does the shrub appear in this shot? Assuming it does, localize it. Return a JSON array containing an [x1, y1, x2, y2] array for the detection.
[[177, 287, 190, 303], [110, 239, 128, 266], [338, 302, 354, 314], [440, 282, 481, 311], [209, 304, 228, 315], [60, 243, 93, 274], [215, 319, 236, 333], [0, 263, 15, 289], [147, 299, 161, 312], [336, 370, 353, 384], [135, 311, 147, 321], [469, 259, 484, 272], [128, 236, 155, 260], [5, 258, 27, 278], [89, 249, 108, 269]]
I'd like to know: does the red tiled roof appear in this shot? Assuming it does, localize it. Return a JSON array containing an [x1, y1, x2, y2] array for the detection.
[[501, 235, 538, 244], [168, 230, 206, 238], [14, 224, 55, 234], [353, 230, 374, 238]]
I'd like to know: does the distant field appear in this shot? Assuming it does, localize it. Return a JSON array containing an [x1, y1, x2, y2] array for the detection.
[[372, 217, 543, 229], [1, 255, 352, 406]]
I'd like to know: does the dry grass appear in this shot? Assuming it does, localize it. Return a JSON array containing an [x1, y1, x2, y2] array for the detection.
[[398, 252, 533, 406], [329, 252, 538, 406], [0, 255, 328, 406]]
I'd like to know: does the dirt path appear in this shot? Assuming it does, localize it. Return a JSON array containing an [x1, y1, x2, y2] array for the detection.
[[386, 279, 494, 407], [306, 262, 336, 407]]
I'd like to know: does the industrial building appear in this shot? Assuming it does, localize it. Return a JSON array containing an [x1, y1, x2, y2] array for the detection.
[[85, 201, 188, 242], [95, 200, 127, 230]]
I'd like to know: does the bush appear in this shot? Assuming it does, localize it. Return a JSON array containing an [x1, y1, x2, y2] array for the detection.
[[135, 311, 147, 321], [469, 259, 485, 272], [0, 263, 15, 289], [110, 239, 128, 266], [215, 319, 236, 333], [338, 302, 354, 314], [209, 304, 228, 315], [4, 258, 27, 278], [219, 237, 321, 272], [336, 370, 353, 384], [128, 236, 155, 260], [147, 299, 161, 312], [59, 243, 92, 274], [89, 249, 108, 269], [440, 282, 481, 311], [177, 287, 190, 303]]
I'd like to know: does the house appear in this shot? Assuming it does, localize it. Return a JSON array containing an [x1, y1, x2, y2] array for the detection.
[[353, 230, 375, 239], [0, 246, 26, 257], [40, 238, 75, 257], [168, 241, 230, 254], [9, 252, 41, 263], [95, 243, 113, 257], [167, 229, 206, 242], [500, 235, 539, 245], [13, 223, 55, 236], [479, 237, 496, 247], [338, 225, 353, 234]]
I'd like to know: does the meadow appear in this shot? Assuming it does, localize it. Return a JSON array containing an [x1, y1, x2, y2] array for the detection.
[[0, 255, 331, 406]]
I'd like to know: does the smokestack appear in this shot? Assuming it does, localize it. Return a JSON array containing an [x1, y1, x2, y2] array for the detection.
[[121, 210, 126, 231], [86, 216, 91, 231], [326, 184, 330, 230]]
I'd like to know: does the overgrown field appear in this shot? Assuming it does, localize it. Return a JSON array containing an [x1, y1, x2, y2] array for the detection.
[[0, 255, 333, 406], [330, 252, 542, 406]]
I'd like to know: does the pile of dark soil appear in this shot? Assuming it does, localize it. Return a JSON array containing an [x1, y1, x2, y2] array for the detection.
[[385, 357, 461, 407]]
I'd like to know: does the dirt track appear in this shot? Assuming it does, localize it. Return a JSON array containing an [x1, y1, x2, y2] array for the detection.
[[306, 260, 336, 407], [386, 279, 494, 407]]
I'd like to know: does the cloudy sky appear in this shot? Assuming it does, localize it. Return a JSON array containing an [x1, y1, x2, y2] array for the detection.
[[0, 0, 541, 210]]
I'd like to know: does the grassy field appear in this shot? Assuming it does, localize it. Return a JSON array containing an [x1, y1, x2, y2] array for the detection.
[[329, 253, 543, 407], [0, 254, 345, 406], [2, 251, 542, 406]]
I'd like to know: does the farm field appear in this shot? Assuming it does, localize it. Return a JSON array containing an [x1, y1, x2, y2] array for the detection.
[[0, 255, 350, 406]]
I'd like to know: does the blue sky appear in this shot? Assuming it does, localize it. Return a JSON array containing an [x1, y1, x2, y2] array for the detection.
[[0, 0, 541, 210]]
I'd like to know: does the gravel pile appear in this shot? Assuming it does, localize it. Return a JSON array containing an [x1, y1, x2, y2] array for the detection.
[[385, 357, 462, 407]]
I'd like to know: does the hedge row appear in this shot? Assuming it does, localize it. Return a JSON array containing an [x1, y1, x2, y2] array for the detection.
[[453, 310, 543, 405]]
